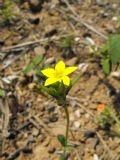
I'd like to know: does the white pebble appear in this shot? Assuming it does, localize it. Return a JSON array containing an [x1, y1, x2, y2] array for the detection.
[[75, 37, 80, 42], [74, 109, 81, 118], [111, 71, 120, 78], [74, 121, 81, 130], [78, 63, 89, 73], [112, 16, 118, 21], [86, 37, 95, 45], [93, 154, 99, 160]]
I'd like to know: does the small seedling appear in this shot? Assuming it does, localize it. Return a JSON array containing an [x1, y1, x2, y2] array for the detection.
[[59, 36, 75, 58], [24, 55, 44, 76], [0, 88, 5, 97], [100, 34, 120, 74], [2, 0, 13, 24]]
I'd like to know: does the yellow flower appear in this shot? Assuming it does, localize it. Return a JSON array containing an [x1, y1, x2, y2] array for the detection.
[[41, 61, 77, 86]]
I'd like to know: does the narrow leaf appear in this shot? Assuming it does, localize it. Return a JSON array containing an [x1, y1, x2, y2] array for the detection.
[[0, 88, 5, 97], [57, 134, 66, 147], [59, 154, 66, 160], [102, 58, 111, 74], [110, 34, 120, 64]]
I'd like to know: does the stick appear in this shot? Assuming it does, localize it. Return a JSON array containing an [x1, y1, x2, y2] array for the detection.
[[62, 0, 108, 40]]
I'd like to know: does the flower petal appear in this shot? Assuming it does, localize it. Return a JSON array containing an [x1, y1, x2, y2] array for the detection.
[[55, 61, 65, 72], [44, 78, 58, 86], [62, 76, 70, 86], [41, 68, 55, 78], [64, 67, 77, 75]]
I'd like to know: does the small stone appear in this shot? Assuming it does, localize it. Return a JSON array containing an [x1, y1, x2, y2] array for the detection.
[[86, 37, 95, 46], [74, 109, 81, 118], [78, 63, 89, 73], [49, 114, 58, 122], [84, 131, 96, 138], [75, 37, 80, 42], [34, 46, 45, 55], [66, 57, 77, 66], [93, 154, 99, 160], [45, 57, 55, 64], [74, 121, 81, 130], [111, 71, 120, 78], [48, 147, 56, 154], [85, 114, 90, 119], [32, 128, 40, 137], [47, 104, 56, 113], [112, 16, 118, 21]]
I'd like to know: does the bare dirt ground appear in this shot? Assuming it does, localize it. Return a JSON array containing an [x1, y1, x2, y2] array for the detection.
[[1, 0, 120, 160]]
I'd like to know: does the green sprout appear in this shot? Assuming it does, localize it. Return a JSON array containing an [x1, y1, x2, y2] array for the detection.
[[2, 0, 13, 23], [59, 36, 75, 58]]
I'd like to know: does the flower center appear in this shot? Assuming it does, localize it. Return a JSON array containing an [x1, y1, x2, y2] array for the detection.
[[55, 70, 64, 79]]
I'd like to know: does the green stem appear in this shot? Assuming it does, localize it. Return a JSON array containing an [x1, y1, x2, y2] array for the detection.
[[63, 104, 70, 153]]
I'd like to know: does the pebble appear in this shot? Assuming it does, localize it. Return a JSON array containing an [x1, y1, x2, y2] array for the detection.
[[32, 128, 40, 137], [74, 109, 81, 118], [75, 37, 80, 42], [78, 63, 89, 73], [84, 131, 96, 138], [48, 147, 56, 154], [93, 154, 99, 160], [111, 71, 120, 78], [34, 46, 46, 55], [48, 114, 58, 122], [84, 113, 90, 119], [45, 57, 55, 64], [73, 121, 81, 130], [112, 16, 118, 21], [66, 57, 77, 66], [86, 37, 95, 46]]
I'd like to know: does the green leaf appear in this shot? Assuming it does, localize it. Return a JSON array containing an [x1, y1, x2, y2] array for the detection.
[[59, 154, 66, 160], [0, 88, 5, 97], [24, 63, 34, 74], [65, 144, 73, 151], [24, 55, 43, 74], [39, 85, 59, 98], [32, 55, 43, 66], [101, 42, 109, 55], [102, 58, 111, 74], [109, 34, 120, 64], [57, 134, 66, 147], [71, 74, 81, 86]]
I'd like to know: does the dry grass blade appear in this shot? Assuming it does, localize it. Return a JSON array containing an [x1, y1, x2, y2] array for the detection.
[[62, 0, 108, 40]]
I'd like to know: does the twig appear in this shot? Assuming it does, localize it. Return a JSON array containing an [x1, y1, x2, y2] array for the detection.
[[62, 0, 108, 40], [96, 131, 117, 160], [0, 33, 75, 52]]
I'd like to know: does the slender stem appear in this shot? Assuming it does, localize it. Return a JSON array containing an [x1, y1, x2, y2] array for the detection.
[[63, 104, 70, 152]]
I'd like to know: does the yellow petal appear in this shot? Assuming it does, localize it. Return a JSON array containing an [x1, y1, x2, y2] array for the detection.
[[64, 67, 77, 75], [55, 61, 65, 72], [41, 68, 55, 78], [62, 76, 70, 86], [44, 78, 58, 86]]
